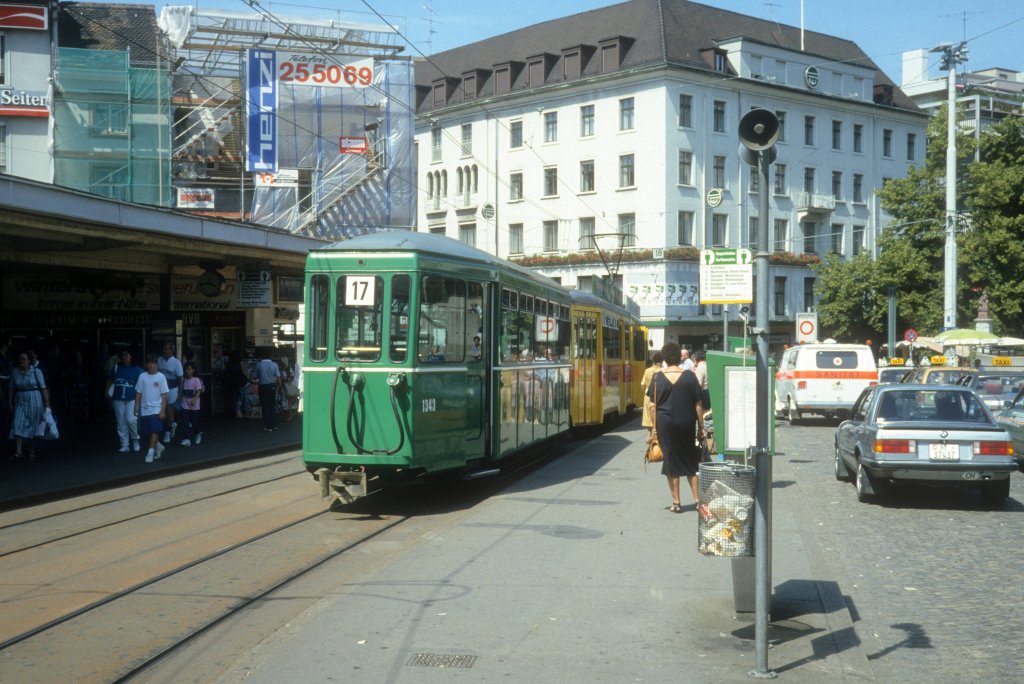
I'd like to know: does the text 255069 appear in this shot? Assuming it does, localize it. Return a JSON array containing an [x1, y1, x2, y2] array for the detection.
[[278, 59, 373, 88]]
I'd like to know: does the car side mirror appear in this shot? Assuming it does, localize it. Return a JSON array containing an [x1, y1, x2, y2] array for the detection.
[[1004, 400, 1013, 409]]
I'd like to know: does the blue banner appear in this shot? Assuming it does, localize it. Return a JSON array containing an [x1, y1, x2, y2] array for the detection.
[[245, 49, 278, 173]]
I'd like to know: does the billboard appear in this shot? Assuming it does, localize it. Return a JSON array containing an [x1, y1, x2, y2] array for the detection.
[[245, 49, 278, 173]]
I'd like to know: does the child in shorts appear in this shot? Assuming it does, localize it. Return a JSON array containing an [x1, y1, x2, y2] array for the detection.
[[134, 353, 169, 463]]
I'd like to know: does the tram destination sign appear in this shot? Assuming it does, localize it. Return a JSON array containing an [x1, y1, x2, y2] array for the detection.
[[698, 248, 753, 304]]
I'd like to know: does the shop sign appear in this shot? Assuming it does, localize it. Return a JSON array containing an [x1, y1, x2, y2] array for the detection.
[[274, 307, 300, 320], [2, 274, 160, 311], [176, 187, 216, 209], [254, 169, 298, 187], [171, 276, 236, 312], [0, 4, 48, 30], [246, 48, 278, 173], [0, 89, 50, 117], [237, 270, 272, 307], [277, 276, 304, 303]]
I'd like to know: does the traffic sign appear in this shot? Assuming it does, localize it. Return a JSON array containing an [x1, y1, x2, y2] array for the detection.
[[699, 248, 752, 304], [796, 312, 818, 343], [904, 328, 918, 343]]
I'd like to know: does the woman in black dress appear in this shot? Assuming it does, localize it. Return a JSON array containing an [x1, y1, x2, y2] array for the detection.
[[646, 342, 705, 512]]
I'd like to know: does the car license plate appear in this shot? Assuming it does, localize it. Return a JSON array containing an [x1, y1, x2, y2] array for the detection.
[[929, 443, 959, 461]]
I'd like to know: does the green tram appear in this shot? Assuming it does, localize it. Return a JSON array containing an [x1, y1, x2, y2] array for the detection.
[[304, 231, 575, 503]]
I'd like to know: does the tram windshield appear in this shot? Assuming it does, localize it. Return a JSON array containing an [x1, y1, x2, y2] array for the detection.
[[335, 275, 383, 361]]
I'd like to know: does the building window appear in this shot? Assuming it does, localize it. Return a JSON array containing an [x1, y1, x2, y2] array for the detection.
[[678, 150, 693, 185], [579, 160, 595, 193], [544, 111, 558, 142], [713, 100, 726, 133], [774, 164, 786, 195], [804, 277, 816, 311], [803, 167, 815, 193], [679, 93, 693, 127], [774, 276, 786, 316], [431, 127, 442, 162], [91, 164, 129, 201], [831, 120, 842, 150], [773, 218, 788, 252], [883, 128, 893, 157], [580, 217, 596, 250], [714, 51, 727, 72], [543, 220, 558, 252], [510, 172, 523, 201], [853, 173, 864, 203], [619, 97, 635, 130], [678, 210, 694, 246], [712, 155, 726, 189], [618, 213, 636, 247], [580, 104, 595, 137], [711, 214, 728, 247], [749, 165, 759, 193], [459, 223, 477, 247], [803, 222, 816, 254], [92, 103, 128, 136], [748, 217, 758, 249], [460, 123, 472, 156], [509, 223, 523, 254], [429, 225, 446, 235], [510, 120, 523, 148], [853, 123, 863, 153], [832, 171, 842, 200], [619, 154, 635, 188], [907, 132, 916, 161], [776, 110, 787, 142], [803, 115, 814, 146], [830, 223, 843, 254], [543, 166, 558, 197], [0, 34, 5, 86], [852, 225, 865, 256]]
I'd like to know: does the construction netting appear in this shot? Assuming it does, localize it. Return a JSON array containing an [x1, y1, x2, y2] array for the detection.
[[52, 47, 173, 207]]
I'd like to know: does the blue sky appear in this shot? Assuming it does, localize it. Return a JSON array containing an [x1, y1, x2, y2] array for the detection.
[[186, 0, 1021, 84]]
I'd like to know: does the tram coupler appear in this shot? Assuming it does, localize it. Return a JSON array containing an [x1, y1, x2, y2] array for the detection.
[[315, 468, 368, 504]]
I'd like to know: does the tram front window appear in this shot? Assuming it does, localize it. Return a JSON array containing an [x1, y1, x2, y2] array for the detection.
[[335, 275, 383, 361]]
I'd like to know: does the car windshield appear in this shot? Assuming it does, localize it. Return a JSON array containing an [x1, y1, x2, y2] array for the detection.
[[975, 375, 1024, 397], [922, 369, 972, 384], [878, 368, 906, 383], [875, 389, 991, 424]]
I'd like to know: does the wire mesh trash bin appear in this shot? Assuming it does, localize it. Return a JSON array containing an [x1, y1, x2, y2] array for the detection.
[[698, 462, 755, 557]]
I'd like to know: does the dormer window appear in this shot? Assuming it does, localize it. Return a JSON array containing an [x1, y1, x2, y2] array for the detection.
[[598, 36, 633, 74], [561, 44, 596, 80], [527, 53, 557, 87], [493, 61, 524, 95], [460, 69, 491, 101]]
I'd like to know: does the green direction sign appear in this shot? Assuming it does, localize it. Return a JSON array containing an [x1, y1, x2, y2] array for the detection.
[[699, 248, 753, 304]]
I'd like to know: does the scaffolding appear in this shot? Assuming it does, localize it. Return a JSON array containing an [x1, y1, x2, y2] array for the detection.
[[159, 6, 415, 236], [52, 47, 173, 207]]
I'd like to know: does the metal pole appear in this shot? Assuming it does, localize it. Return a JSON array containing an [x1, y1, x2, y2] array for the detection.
[[888, 286, 897, 361], [943, 60, 958, 331], [750, 149, 776, 679], [723, 306, 729, 352]]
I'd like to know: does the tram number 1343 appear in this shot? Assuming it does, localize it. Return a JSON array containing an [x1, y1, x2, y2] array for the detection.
[[421, 398, 437, 413]]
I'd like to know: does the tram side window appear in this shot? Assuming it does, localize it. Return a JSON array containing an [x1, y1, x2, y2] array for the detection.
[[308, 274, 330, 363], [335, 275, 383, 361], [418, 276, 467, 363], [389, 274, 411, 363], [500, 289, 534, 363], [467, 282, 484, 361], [555, 304, 570, 361], [633, 329, 647, 361], [603, 318, 621, 360]]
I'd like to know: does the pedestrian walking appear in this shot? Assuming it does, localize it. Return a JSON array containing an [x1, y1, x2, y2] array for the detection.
[[692, 349, 710, 410], [8, 351, 51, 461], [639, 352, 663, 441], [134, 354, 168, 464], [0, 338, 12, 459], [255, 349, 282, 431], [179, 361, 204, 446], [106, 349, 142, 453], [646, 342, 704, 513], [158, 342, 183, 444]]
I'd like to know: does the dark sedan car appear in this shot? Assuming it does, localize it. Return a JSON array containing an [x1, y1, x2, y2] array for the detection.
[[834, 384, 1016, 506]]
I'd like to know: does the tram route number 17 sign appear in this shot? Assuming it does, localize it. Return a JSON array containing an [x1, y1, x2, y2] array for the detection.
[[699, 248, 753, 305], [346, 276, 376, 307]]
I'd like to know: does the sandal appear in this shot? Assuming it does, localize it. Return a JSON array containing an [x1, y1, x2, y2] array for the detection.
[[668, 503, 684, 513]]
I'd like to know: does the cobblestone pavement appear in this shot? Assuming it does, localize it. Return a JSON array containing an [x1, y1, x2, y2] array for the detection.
[[774, 418, 1024, 683]]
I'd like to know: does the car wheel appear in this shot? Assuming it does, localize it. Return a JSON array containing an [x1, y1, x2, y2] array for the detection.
[[787, 396, 802, 425], [981, 478, 1010, 508], [834, 444, 852, 481], [855, 460, 882, 502]]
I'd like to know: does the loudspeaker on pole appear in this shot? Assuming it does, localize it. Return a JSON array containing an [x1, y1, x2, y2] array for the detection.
[[738, 108, 780, 151]]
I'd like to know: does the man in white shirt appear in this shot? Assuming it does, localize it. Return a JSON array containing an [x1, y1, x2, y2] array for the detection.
[[680, 348, 694, 371], [158, 342, 184, 444]]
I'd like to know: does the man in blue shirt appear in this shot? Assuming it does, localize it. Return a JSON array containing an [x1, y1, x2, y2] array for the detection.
[[255, 348, 283, 431]]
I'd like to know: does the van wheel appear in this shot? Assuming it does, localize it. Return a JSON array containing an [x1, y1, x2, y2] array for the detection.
[[787, 397, 802, 425]]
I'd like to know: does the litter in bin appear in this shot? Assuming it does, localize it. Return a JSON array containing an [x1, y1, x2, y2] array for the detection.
[[698, 477, 754, 557]]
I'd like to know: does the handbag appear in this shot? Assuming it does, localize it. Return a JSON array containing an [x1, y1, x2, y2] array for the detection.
[[38, 408, 59, 440], [645, 373, 664, 466]]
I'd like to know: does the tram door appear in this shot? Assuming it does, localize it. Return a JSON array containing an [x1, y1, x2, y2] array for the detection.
[[574, 311, 599, 425]]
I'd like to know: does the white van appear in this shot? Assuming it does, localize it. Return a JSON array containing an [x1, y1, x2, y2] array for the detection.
[[774, 343, 878, 423]]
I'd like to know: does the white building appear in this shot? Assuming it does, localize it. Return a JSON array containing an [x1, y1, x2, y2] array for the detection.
[[414, 0, 927, 351], [0, 0, 53, 182]]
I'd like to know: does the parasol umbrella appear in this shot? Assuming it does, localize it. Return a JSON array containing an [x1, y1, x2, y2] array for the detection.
[[932, 329, 1000, 346], [996, 336, 1024, 347]]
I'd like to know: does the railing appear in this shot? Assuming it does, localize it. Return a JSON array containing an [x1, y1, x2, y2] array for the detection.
[[793, 192, 836, 213]]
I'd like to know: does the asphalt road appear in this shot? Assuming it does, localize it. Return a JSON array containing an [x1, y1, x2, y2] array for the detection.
[[775, 417, 1024, 682]]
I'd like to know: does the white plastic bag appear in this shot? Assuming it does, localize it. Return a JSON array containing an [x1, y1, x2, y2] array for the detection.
[[40, 408, 59, 440]]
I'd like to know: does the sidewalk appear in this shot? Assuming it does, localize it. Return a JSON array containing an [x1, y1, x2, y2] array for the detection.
[[213, 422, 876, 683], [0, 411, 302, 510]]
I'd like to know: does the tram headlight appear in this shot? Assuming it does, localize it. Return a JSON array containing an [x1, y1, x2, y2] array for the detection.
[[387, 372, 406, 388]]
